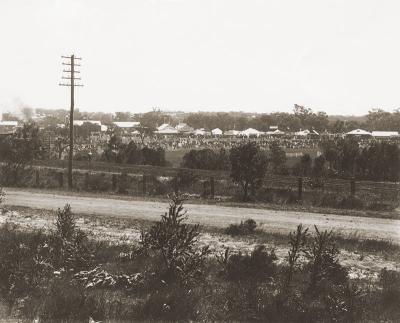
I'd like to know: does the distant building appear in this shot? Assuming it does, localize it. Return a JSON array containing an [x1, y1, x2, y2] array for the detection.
[[156, 123, 179, 135], [113, 121, 140, 129], [175, 123, 194, 133], [346, 129, 372, 137]]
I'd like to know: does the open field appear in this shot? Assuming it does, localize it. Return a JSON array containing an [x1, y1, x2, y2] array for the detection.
[[4, 188, 400, 242]]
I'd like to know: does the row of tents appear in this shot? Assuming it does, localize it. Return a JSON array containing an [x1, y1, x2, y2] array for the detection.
[[155, 123, 319, 137], [156, 124, 400, 138]]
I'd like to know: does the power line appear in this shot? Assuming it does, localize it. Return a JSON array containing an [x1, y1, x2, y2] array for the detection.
[[59, 54, 84, 189]]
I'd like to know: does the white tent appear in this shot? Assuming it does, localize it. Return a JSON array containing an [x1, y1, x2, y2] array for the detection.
[[156, 127, 179, 135], [157, 123, 171, 131], [295, 129, 310, 136], [346, 129, 372, 136], [371, 131, 399, 138], [113, 121, 140, 128], [266, 129, 285, 136], [241, 128, 262, 137], [74, 120, 102, 126], [194, 128, 206, 136], [211, 128, 223, 136], [224, 129, 240, 136]]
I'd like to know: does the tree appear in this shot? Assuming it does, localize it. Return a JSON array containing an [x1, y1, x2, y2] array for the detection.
[[312, 155, 327, 178], [269, 141, 286, 173], [181, 149, 230, 171], [0, 122, 42, 185], [230, 142, 268, 200], [292, 153, 312, 177]]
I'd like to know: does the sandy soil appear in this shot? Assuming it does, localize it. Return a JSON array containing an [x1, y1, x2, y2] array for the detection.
[[3, 188, 400, 242]]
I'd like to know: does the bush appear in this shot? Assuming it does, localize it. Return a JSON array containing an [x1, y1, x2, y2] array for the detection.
[[52, 204, 94, 272], [86, 173, 110, 192], [225, 218, 257, 236], [339, 196, 365, 209], [379, 268, 400, 308], [221, 245, 277, 283], [140, 193, 210, 284]]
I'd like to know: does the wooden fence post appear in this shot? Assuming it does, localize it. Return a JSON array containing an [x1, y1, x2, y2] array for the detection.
[[297, 177, 303, 200], [84, 173, 89, 190], [210, 177, 215, 199], [112, 174, 117, 191], [202, 180, 209, 198], [142, 175, 147, 195], [350, 179, 356, 197], [58, 172, 63, 188], [35, 169, 40, 187]]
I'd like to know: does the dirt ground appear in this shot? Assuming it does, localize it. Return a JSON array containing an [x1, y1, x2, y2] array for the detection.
[[4, 188, 400, 242]]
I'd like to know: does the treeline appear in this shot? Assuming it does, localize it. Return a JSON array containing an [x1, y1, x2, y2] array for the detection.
[[183, 107, 400, 133], [102, 135, 167, 166], [181, 140, 400, 182], [5, 106, 400, 133]]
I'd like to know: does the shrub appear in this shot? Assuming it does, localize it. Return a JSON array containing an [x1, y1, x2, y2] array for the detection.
[[225, 218, 257, 236], [305, 226, 348, 293], [220, 245, 277, 283], [86, 173, 110, 192], [339, 196, 364, 209], [379, 268, 400, 308], [286, 224, 309, 288], [0, 224, 52, 314], [52, 204, 94, 272], [140, 193, 210, 284]]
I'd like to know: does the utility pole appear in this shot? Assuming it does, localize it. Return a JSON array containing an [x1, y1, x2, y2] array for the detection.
[[59, 54, 83, 189]]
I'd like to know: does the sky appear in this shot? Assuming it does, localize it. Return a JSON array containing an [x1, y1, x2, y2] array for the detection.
[[1, 0, 400, 116]]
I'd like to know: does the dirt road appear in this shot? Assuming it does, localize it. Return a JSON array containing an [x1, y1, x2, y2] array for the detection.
[[3, 188, 400, 242]]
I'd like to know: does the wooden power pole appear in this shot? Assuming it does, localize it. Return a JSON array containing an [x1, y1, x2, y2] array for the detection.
[[59, 54, 83, 189]]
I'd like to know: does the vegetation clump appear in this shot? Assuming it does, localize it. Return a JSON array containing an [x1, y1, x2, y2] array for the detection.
[[225, 218, 258, 236]]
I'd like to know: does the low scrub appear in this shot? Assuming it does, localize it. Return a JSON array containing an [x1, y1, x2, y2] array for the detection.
[[225, 218, 258, 236], [0, 202, 399, 321]]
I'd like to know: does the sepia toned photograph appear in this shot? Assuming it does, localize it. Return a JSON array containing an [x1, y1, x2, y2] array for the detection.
[[0, 1, 399, 322]]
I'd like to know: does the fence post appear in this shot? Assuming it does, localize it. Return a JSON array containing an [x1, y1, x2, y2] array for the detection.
[[112, 174, 117, 191], [35, 169, 40, 187], [350, 179, 356, 197], [210, 177, 215, 199], [142, 174, 147, 195], [84, 173, 89, 190], [58, 172, 63, 188], [297, 177, 303, 200], [202, 180, 209, 198]]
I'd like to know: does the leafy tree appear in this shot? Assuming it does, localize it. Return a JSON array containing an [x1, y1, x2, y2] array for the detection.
[[292, 153, 312, 177], [181, 148, 229, 171], [269, 141, 287, 173], [0, 122, 42, 185], [230, 142, 268, 200], [312, 155, 327, 178]]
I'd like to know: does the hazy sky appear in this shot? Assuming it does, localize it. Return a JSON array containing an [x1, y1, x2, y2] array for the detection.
[[1, 0, 400, 116]]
